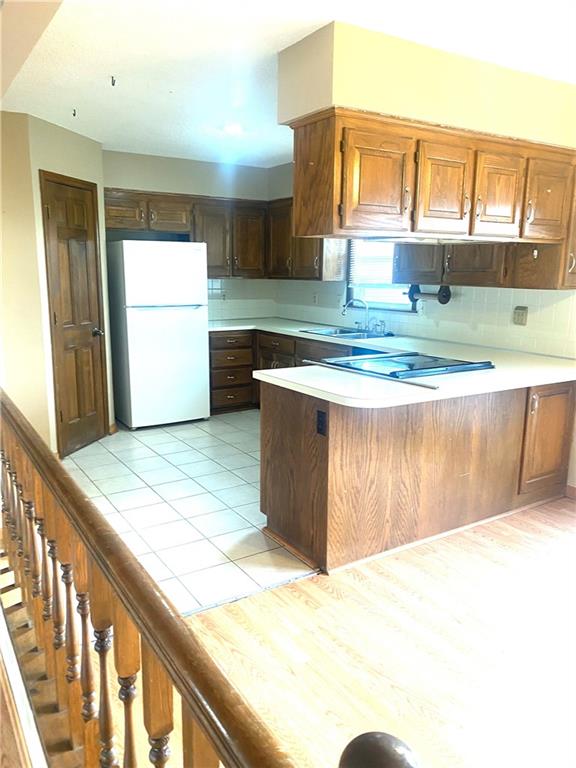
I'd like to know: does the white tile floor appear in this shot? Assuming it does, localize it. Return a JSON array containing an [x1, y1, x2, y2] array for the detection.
[[63, 410, 315, 615]]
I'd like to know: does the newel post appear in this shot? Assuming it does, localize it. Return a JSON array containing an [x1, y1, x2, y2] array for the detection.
[[339, 732, 420, 768]]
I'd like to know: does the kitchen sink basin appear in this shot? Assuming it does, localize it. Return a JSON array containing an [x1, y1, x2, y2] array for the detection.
[[300, 327, 393, 339]]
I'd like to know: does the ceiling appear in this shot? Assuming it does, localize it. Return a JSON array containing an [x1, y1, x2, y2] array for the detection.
[[3, 0, 576, 168]]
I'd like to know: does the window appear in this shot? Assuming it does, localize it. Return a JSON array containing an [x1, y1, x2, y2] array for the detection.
[[347, 240, 415, 311]]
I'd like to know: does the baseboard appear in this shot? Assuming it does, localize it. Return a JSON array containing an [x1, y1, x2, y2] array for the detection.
[[567, 485, 576, 500], [109, 422, 118, 434]]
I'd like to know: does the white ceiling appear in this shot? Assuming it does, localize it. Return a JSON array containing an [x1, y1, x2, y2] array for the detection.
[[3, 0, 576, 168]]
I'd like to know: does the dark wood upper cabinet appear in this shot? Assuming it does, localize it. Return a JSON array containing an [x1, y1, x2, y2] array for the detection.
[[518, 382, 575, 494], [522, 158, 573, 240], [444, 244, 508, 287], [392, 244, 444, 284], [508, 243, 564, 289], [232, 205, 267, 277], [268, 199, 292, 278], [104, 191, 148, 229], [193, 202, 231, 278], [471, 152, 526, 237], [148, 197, 192, 232], [414, 141, 475, 234], [292, 238, 322, 279], [341, 128, 416, 232]]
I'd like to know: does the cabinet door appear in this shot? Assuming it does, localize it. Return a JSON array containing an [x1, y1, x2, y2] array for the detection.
[[562, 187, 576, 288], [519, 382, 575, 494], [341, 128, 416, 232], [392, 244, 444, 284], [522, 158, 573, 240], [444, 244, 509, 287], [194, 202, 231, 278], [148, 196, 192, 233], [104, 192, 148, 229], [414, 141, 475, 234], [258, 348, 295, 370], [268, 200, 292, 278], [508, 243, 563, 289], [292, 238, 322, 279], [233, 205, 267, 277], [471, 152, 526, 237]]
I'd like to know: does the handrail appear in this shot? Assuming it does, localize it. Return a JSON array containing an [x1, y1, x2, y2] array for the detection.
[[0, 390, 290, 767]]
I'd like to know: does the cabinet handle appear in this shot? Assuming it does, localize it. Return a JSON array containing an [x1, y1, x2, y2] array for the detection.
[[313, 255, 320, 270], [530, 393, 539, 415], [286, 256, 292, 271], [526, 200, 535, 223], [569, 254, 576, 274], [463, 194, 471, 216], [225, 338, 238, 344], [226, 395, 236, 400], [150, 209, 156, 223], [403, 186, 412, 213], [226, 375, 236, 380], [271, 341, 280, 347], [139, 207, 145, 222], [444, 253, 452, 274], [226, 256, 231, 267], [475, 196, 483, 218], [234, 257, 239, 267], [226, 356, 236, 360]]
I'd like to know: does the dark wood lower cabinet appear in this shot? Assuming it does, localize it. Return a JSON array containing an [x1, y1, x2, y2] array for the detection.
[[209, 331, 255, 413], [260, 382, 576, 571]]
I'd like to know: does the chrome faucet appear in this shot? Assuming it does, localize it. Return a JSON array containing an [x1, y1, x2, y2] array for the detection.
[[342, 298, 369, 330]]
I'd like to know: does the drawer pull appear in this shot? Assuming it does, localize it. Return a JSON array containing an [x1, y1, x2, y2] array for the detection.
[[226, 338, 238, 343], [271, 341, 280, 347], [226, 356, 236, 360], [530, 393, 540, 415], [226, 375, 236, 380], [226, 395, 236, 400]]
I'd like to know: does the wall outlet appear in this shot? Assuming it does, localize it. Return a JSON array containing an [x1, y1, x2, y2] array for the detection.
[[513, 306, 528, 325]]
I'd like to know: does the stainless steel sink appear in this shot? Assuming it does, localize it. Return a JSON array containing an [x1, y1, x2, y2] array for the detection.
[[299, 327, 393, 340]]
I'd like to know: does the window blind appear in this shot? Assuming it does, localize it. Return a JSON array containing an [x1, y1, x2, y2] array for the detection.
[[348, 240, 396, 286]]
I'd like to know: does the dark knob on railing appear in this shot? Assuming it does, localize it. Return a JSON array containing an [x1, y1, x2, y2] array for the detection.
[[91, 328, 105, 337], [339, 732, 420, 768]]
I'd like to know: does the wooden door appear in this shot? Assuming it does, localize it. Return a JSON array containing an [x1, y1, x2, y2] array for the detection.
[[148, 196, 192, 233], [104, 191, 147, 229], [341, 128, 416, 232], [414, 141, 475, 234], [518, 382, 575, 494], [471, 151, 526, 237], [522, 158, 573, 240], [193, 202, 231, 277], [268, 199, 292, 278], [443, 244, 509, 286], [392, 244, 444, 284], [40, 172, 108, 457], [232, 205, 266, 277], [292, 238, 321, 279]]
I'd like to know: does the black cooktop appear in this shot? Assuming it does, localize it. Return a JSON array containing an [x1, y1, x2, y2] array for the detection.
[[322, 352, 495, 379]]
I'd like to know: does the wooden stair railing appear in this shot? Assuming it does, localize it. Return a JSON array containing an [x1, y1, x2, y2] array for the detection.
[[1, 390, 418, 768]]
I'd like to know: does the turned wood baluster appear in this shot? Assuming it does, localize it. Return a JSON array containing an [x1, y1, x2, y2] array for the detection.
[[35, 479, 55, 679], [46, 495, 68, 713], [72, 541, 99, 767], [89, 561, 120, 768], [142, 639, 173, 767], [114, 603, 141, 768], [56, 503, 83, 749], [182, 701, 219, 768]]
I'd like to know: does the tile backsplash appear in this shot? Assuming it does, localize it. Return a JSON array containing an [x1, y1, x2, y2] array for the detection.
[[209, 279, 576, 359]]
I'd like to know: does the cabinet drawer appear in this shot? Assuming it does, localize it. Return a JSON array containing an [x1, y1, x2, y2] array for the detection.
[[211, 368, 253, 388], [258, 333, 295, 355], [210, 331, 253, 349], [295, 339, 351, 363], [211, 348, 253, 368], [211, 386, 254, 409]]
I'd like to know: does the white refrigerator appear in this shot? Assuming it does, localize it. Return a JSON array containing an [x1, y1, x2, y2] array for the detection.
[[107, 240, 210, 429]]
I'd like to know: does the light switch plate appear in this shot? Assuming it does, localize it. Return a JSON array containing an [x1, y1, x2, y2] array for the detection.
[[513, 306, 528, 326]]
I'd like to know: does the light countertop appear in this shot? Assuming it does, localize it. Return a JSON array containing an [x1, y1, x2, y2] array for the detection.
[[209, 317, 576, 409]]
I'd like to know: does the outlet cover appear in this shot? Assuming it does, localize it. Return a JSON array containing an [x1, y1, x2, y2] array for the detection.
[[513, 306, 528, 326]]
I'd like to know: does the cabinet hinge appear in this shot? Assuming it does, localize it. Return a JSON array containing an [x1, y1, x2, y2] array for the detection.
[[338, 203, 344, 218], [59, 410, 63, 423], [44, 204, 51, 219], [414, 151, 420, 164], [53, 311, 57, 325], [340, 140, 345, 153]]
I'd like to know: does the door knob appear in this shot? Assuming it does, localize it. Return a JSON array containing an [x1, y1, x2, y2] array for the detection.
[[92, 328, 105, 337]]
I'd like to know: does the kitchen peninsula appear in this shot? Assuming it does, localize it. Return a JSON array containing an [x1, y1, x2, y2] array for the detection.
[[253, 336, 576, 570]]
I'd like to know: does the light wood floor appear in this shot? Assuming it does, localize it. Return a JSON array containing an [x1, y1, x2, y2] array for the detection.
[[186, 498, 576, 768]]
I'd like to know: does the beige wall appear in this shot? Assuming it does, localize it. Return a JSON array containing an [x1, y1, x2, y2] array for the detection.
[[0, 112, 52, 443], [102, 151, 270, 199], [279, 22, 576, 149]]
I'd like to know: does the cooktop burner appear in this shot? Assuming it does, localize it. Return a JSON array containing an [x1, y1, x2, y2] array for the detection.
[[321, 352, 495, 379]]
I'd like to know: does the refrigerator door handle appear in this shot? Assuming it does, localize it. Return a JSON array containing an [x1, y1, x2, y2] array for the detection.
[[125, 304, 206, 309]]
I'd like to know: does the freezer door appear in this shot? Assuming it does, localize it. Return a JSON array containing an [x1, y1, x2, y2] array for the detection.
[[122, 305, 210, 427], [121, 241, 208, 306]]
